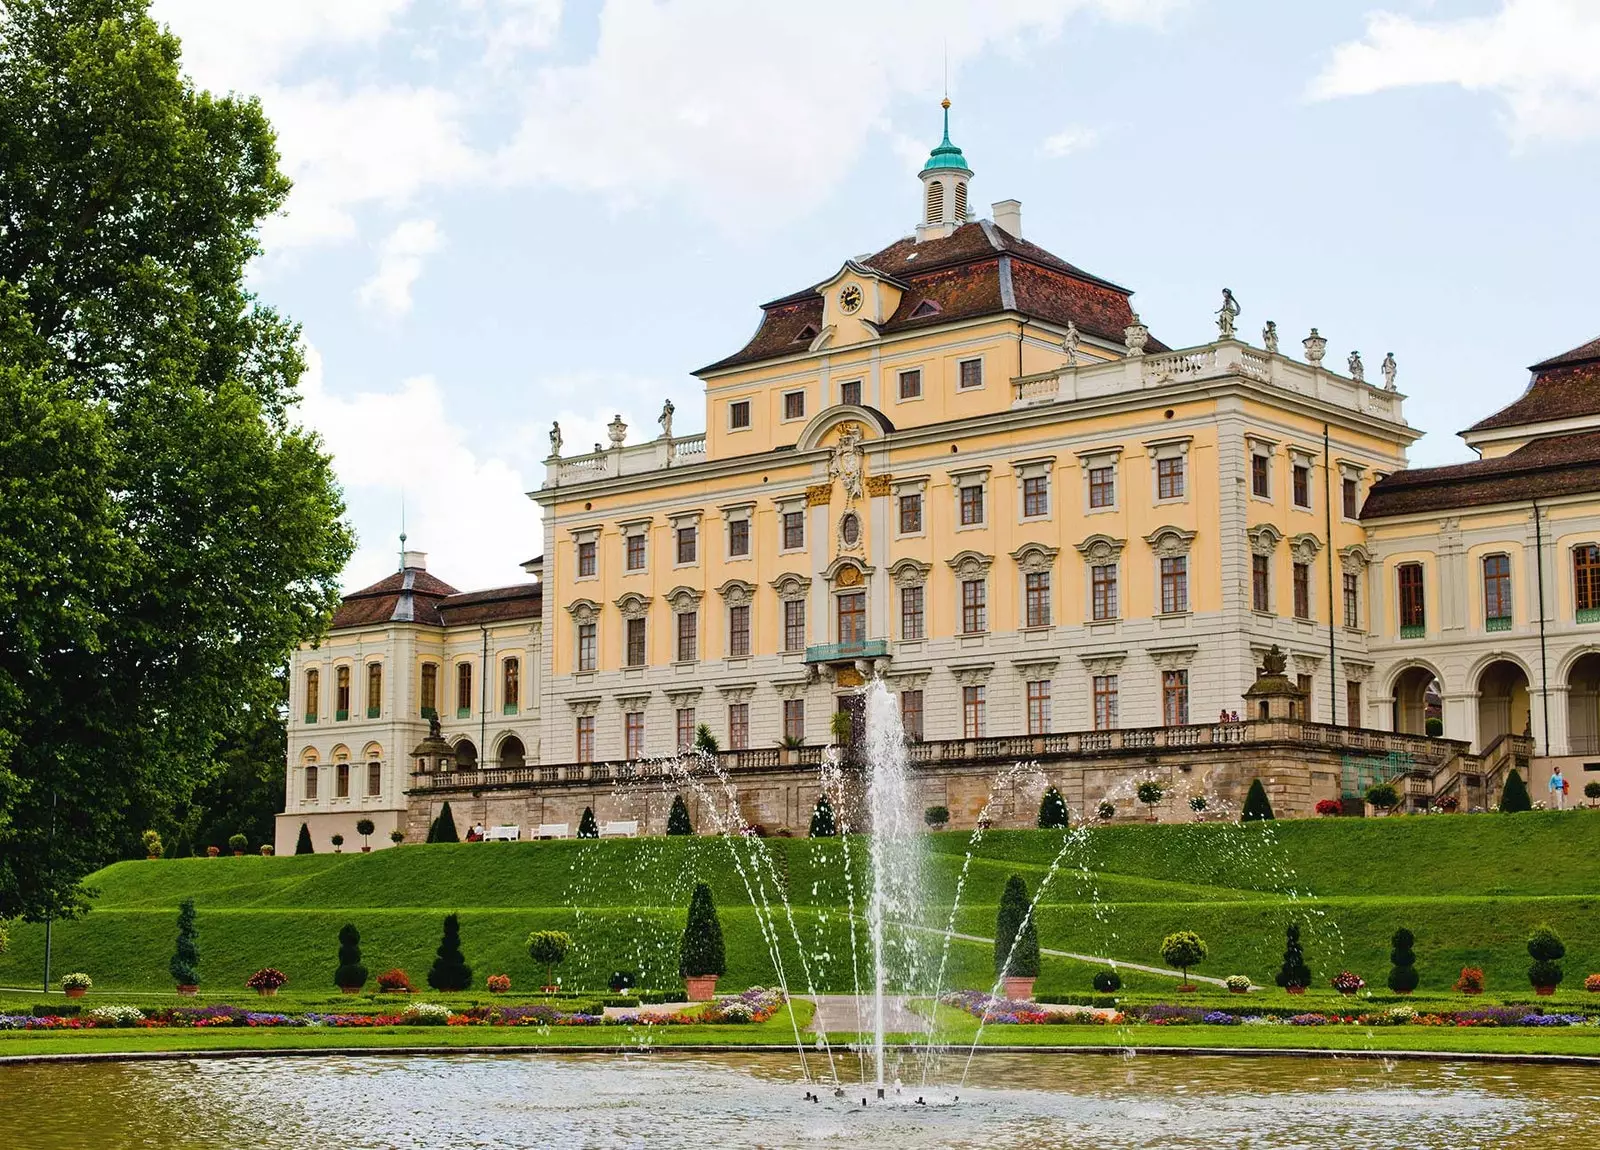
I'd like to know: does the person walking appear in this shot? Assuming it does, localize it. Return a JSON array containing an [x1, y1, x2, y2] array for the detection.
[[1549, 766, 1566, 810]]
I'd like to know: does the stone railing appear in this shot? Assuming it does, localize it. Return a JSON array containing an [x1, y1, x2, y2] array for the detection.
[[1011, 338, 1405, 426], [545, 432, 708, 487], [409, 717, 1454, 794]]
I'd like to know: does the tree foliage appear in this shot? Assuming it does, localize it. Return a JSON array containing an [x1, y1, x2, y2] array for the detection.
[[0, 0, 353, 921], [1499, 769, 1532, 813], [679, 882, 726, 978], [808, 794, 836, 837], [1241, 779, 1275, 822], [666, 795, 693, 836], [526, 929, 572, 987], [168, 897, 199, 986], [427, 913, 472, 991], [994, 874, 1040, 979], [334, 923, 367, 991], [1036, 786, 1069, 830], [428, 802, 459, 843], [1275, 923, 1311, 990], [1388, 927, 1418, 994], [1527, 924, 1566, 989], [1160, 930, 1207, 982], [577, 807, 598, 839]]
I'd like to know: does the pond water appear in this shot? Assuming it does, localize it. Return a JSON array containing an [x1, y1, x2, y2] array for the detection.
[[5, 1051, 1598, 1149]]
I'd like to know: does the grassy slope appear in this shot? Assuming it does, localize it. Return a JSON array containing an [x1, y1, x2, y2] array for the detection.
[[3, 811, 1598, 999]]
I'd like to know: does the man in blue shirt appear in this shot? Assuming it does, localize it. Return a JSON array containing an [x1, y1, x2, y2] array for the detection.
[[1549, 765, 1567, 810]]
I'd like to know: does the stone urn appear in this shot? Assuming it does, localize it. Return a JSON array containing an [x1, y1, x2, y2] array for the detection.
[[1002, 977, 1036, 1002], [684, 975, 719, 1002]]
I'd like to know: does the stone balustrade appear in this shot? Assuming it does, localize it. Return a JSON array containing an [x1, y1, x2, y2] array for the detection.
[[544, 432, 708, 487]]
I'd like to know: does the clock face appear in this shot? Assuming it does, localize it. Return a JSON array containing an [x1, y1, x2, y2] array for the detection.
[[839, 284, 863, 314]]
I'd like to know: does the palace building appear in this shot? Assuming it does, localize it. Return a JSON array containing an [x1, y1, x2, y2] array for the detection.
[[276, 106, 1593, 852]]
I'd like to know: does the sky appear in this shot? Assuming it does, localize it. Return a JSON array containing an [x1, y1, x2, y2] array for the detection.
[[146, 0, 1600, 593]]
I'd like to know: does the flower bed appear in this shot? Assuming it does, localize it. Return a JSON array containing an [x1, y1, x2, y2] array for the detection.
[[940, 991, 1124, 1026]]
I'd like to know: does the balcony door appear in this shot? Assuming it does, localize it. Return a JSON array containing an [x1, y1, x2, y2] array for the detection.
[[837, 592, 866, 649]]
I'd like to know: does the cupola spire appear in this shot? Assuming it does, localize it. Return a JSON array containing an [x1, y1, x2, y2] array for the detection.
[[917, 97, 972, 242]]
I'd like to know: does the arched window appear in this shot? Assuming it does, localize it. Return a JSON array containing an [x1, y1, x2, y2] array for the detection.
[[925, 179, 944, 224], [503, 657, 520, 715], [420, 663, 438, 719], [953, 180, 968, 222], [335, 666, 351, 720], [456, 663, 473, 718], [300, 749, 320, 801], [366, 662, 382, 718], [453, 739, 478, 769], [304, 668, 319, 724], [336, 760, 351, 798], [498, 735, 526, 770]]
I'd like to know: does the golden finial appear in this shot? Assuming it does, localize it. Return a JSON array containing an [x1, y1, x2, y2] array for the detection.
[[941, 96, 951, 110]]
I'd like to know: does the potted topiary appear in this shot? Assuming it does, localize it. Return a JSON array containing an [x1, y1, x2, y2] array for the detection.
[[809, 794, 836, 837], [680, 882, 726, 1001], [995, 875, 1040, 1001], [170, 898, 200, 994], [142, 829, 164, 860], [1388, 928, 1419, 995], [247, 967, 288, 996], [924, 805, 950, 830], [61, 972, 92, 999], [228, 833, 248, 856], [1586, 781, 1600, 809], [390, 829, 405, 846], [1276, 923, 1311, 995], [1160, 930, 1207, 992], [331, 833, 345, 853], [526, 930, 572, 994], [334, 923, 368, 994], [1454, 966, 1485, 995], [1225, 974, 1251, 995], [1136, 780, 1165, 821], [377, 968, 413, 993], [427, 913, 473, 992], [1037, 786, 1069, 830], [577, 807, 599, 839], [1092, 968, 1122, 993], [259, 844, 274, 856], [1097, 800, 1115, 822], [205, 845, 220, 858], [1315, 798, 1342, 817], [1188, 795, 1208, 820], [486, 974, 511, 994], [667, 794, 694, 835], [1365, 783, 1399, 816], [1528, 924, 1566, 996], [356, 818, 376, 852]]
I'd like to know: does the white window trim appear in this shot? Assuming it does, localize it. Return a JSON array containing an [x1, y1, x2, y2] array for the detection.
[[721, 501, 754, 562], [1145, 436, 1192, 507], [620, 516, 651, 574], [780, 388, 808, 423], [1077, 446, 1123, 515], [891, 476, 929, 539], [950, 465, 992, 533], [572, 525, 601, 582], [896, 366, 925, 404], [727, 397, 754, 433], [1288, 447, 1316, 510], [1246, 435, 1278, 505], [669, 510, 703, 569], [1013, 456, 1056, 522], [957, 356, 985, 391], [1337, 460, 1367, 522], [775, 495, 807, 554], [838, 378, 863, 407]]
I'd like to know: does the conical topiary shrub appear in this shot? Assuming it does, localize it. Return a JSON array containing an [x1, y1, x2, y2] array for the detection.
[[429, 802, 460, 843], [1275, 923, 1311, 992], [169, 898, 200, 989], [1037, 786, 1069, 830], [334, 923, 368, 992], [679, 882, 726, 1000], [295, 822, 314, 855], [1499, 769, 1532, 813], [1388, 927, 1418, 994], [1241, 779, 1275, 822], [809, 794, 836, 837], [427, 912, 473, 991], [578, 807, 599, 838], [994, 875, 1040, 996], [667, 794, 693, 836]]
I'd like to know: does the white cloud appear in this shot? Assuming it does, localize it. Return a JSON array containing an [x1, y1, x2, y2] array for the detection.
[[296, 347, 542, 593], [498, 0, 1182, 228], [1310, 0, 1600, 144], [359, 219, 446, 317], [457, 0, 564, 70], [1038, 124, 1102, 158]]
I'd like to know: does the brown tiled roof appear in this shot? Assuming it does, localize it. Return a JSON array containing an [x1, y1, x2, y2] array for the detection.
[[699, 221, 1158, 373], [1361, 429, 1600, 518], [436, 583, 543, 627], [1465, 332, 1600, 433], [329, 569, 542, 630]]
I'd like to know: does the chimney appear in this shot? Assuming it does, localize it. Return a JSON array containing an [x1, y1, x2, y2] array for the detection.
[[401, 550, 427, 570], [992, 199, 1021, 238]]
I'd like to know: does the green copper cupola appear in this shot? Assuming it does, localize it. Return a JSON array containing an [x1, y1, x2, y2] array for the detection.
[[917, 98, 972, 242]]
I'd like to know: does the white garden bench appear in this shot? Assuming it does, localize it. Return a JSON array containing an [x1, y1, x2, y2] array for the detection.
[[600, 819, 640, 838], [484, 824, 520, 841], [536, 822, 570, 840]]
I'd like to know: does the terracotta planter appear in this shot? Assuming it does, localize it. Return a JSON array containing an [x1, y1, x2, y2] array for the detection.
[[232, 850, 243, 857], [176, 985, 199, 996], [362, 846, 371, 853], [1002, 977, 1037, 1002], [257, 987, 279, 997], [1228, 986, 1248, 995], [1459, 988, 1483, 996], [1394, 989, 1412, 996], [1535, 985, 1556, 997], [340, 987, 362, 995], [146, 854, 159, 861], [1285, 986, 1306, 996], [684, 974, 719, 1002], [1174, 983, 1198, 994], [1337, 989, 1358, 997], [64, 986, 87, 999]]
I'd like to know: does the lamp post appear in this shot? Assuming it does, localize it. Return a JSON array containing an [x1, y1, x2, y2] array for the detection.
[[42, 788, 57, 994]]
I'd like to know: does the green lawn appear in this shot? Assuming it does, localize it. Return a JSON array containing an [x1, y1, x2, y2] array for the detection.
[[4, 811, 1599, 1002]]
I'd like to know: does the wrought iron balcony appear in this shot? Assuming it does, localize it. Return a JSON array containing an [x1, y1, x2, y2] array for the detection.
[[803, 638, 889, 664]]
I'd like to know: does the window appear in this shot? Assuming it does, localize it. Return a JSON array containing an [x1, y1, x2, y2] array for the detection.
[[419, 664, 436, 719], [959, 484, 984, 526], [626, 533, 646, 571], [962, 685, 986, 737], [1483, 553, 1512, 629], [1026, 680, 1052, 735], [1092, 564, 1118, 621], [901, 690, 924, 741], [1157, 456, 1185, 500], [728, 704, 749, 749], [1089, 466, 1115, 508], [676, 708, 696, 751], [1160, 557, 1188, 614], [728, 604, 750, 656], [336, 666, 350, 720], [336, 760, 350, 799], [961, 579, 987, 633], [676, 524, 697, 565], [1093, 675, 1119, 730], [783, 390, 806, 420], [898, 492, 923, 534], [1578, 546, 1600, 620], [502, 658, 520, 713], [1342, 476, 1359, 519], [1251, 454, 1270, 498], [728, 518, 749, 557], [624, 711, 645, 759], [1398, 563, 1426, 636], [366, 663, 382, 718], [367, 761, 382, 797], [837, 591, 866, 646], [1297, 674, 1313, 719], [455, 663, 472, 717], [304, 765, 318, 801], [783, 600, 806, 651], [730, 399, 751, 429], [625, 617, 646, 666], [1025, 571, 1051, 628], [900, 585, 924, 640], [577, 539, 597, 578], [958, 358, 983, 389], [577, 622, 597, 672], [1343, 572, 1360, 628], [1292, 463, 1311, 508], [1023, 475, 1049, 517], [576, 716, 595, 762], [1293, 562, 1311, 620], [1252, 555, 1270, 613], [782, 699, 805, 742], [839, 379, 861, 406], [305, 668, 319, 723], [782, 510, 804, 550], [1346, 681, 1362, 728], [898, 369, 922, 400], [676, 611, 698, 662], [1162, 670, 1189, 726]]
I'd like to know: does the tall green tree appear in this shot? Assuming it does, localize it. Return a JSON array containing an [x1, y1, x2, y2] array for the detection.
[[994, 874, 1040, 980], [1499, 769, 1532, 813], [1241, 779, 1275, 822], [0, 0, 352, 922]]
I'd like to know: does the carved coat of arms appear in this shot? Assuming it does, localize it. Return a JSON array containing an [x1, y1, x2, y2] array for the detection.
[[828, 423, 865, 503]]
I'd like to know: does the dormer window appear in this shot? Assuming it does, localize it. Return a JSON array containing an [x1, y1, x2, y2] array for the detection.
[[793, 324, 818, 344], [910, 300, 941, 318]]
